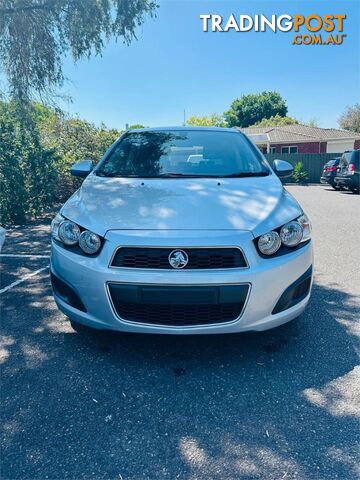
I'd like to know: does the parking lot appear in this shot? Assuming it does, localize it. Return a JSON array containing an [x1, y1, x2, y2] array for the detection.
[[1, 185, 359, 480]]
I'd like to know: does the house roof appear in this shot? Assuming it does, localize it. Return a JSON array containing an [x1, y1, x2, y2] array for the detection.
[[238, 124, 360, 143]]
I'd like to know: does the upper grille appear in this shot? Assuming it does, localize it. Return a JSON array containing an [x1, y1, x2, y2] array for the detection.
[[111, 247, 247, 269]]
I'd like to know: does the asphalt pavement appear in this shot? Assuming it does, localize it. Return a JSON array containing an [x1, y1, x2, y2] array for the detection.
[[1, 186, 359, 480]]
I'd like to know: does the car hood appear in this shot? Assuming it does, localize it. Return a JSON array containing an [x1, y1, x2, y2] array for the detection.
[[61, 174, 302, 237]]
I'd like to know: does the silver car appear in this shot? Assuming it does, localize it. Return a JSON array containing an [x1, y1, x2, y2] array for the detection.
[[50, 127, 313, 334]]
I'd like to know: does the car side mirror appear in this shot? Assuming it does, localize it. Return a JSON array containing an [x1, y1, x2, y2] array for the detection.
[[71, 160, 93, 178], [273, 159, 294, 178]]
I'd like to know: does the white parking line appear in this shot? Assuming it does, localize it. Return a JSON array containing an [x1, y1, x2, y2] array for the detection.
[[0, 254, 50, 258], [0, 266, 49, 294]]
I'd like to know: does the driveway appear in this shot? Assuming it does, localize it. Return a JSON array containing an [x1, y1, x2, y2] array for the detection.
[[1, 186, 359, 480]]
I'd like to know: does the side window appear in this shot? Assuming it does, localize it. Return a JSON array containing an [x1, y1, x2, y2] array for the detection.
[[281, 146, 298, 154]]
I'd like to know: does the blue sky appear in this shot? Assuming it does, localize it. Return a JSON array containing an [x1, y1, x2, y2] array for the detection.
[[61, 0, 359, 129]]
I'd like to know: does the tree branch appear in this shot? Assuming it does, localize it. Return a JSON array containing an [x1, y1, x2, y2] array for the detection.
[[0, 2, 57, 15]]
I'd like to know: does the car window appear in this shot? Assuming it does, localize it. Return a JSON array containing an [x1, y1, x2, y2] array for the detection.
[[339, 155, 349, 171], [343, 153, 351, 165], [96, 130, 270, 178], [326, 160, 337, 167]]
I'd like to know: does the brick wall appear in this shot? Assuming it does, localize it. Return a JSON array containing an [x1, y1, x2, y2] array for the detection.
[[355, 139, 360, 149], [269, 142, 324, 154], [320, 142, 327, 153]]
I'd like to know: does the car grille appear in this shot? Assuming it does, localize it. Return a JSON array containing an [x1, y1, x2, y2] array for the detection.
[[110, 247, 247, 269], [113, 303, 242, 326], [108, 284, 249, 327]]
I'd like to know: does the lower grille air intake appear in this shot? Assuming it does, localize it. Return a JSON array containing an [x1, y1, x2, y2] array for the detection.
[[108, 284, 249, 327]]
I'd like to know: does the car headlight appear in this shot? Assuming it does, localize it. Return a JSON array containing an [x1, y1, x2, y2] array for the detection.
[[51, 213, 65, 241], [258, 231, 281, 255], [51, 213, 103, 255], [79, 230, 101, 255], [280, 221, 303, 247], [256, 213, 311, 257], [58, 220, 81, 246], [297, 213, 311, 242]]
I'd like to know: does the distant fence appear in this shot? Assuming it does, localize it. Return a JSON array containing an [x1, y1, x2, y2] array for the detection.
[[264, 153, 342, 183]]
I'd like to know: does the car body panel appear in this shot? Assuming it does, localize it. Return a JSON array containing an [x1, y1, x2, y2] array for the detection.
[[51, 231, 313, 334], [320, 158, 340, 185], [61, 173, 302, 237]]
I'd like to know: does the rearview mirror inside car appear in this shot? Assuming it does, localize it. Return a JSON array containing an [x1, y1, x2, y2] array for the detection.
[[70, 160, 93, 178], [273, 159, 294, 178]]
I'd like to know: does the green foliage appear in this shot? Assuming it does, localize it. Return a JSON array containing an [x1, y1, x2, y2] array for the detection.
[[0, 0, 158, 101], [339, 103, 360, 133], [292, 162, 308, 185], [0, 102, 59, 224], [129, 124, 146, 129], [38, 112, 122, 200], [254, 115, 299, 127], [224, 91, 288, 128], [187, 113, 227, 128], [0, 101, 122, 224]]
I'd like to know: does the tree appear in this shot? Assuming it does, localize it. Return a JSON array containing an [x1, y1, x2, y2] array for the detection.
[[339, 104, 360, 133], [224, 91, 288, 128], [0, 0, 158, 101], [0, 1, 155, 224], [187, 113, 227, 127], [254, 115, 299, 127]]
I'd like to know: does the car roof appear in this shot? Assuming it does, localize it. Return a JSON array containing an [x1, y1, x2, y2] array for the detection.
[[126, 126, 240, 134]]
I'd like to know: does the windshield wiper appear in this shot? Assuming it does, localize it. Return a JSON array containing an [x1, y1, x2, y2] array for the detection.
[[157, 173, 209, 178], [95, 172, 207, 178], [222, 171, 270, 178]]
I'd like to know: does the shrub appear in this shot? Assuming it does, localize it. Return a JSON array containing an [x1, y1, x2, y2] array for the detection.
[[0, 101, 121, 224], [0, 102, 59, 224], [37, 110, 121, 202], [292, 161, 308, 185]]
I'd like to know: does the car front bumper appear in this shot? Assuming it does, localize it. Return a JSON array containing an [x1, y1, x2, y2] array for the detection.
[[50, 230, 313, 334]]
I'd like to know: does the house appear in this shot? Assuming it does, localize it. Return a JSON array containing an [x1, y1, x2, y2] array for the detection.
[[238, 124, 360, 154]]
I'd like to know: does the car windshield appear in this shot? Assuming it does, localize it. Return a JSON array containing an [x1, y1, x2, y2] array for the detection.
[[96, 130, 270, 178]]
